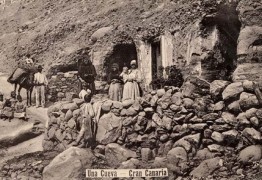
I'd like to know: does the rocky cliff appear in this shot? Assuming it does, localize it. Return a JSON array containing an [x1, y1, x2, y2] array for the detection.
[[0, 0, 261, 84]]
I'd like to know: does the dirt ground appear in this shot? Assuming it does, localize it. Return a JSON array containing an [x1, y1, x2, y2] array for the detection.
[[0, 72, 48, 167]]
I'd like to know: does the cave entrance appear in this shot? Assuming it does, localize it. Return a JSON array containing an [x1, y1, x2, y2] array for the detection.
[[104, 44, 137, 76], [151, 40, 162, 78], [201, 2, 241, 81]]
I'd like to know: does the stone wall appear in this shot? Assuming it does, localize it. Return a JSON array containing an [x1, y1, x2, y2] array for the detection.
[[47, 71, 79, 102], [43, 76, 262, 179]]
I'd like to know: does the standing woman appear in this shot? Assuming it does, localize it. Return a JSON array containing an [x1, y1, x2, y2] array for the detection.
[[108, 63, 122, 101], [123, 60, 142, 100]]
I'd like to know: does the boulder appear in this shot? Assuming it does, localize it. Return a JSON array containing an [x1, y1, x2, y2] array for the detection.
[[96, 113, 122, 144], [256, 109, 262, 120], [211, 131, 224, 143], [64, 109, 73, 122], [119, 158, 140, 169], [152, 157, 168, 168], [243, 128, 261, 142], [141, 148, 153, 162], [90, 26, 113, 42], [210, 80, 230, 99], [222, 130, 239, 146], [101, 100, 113, 112], [202, 113, 220, 122], [157, 89, 166, 98], [150, 95, 158, 107], [190, 157, 221, 178], [239, 92, 259, 110], [207, 144, 224, 153], [221, 112, 236, 125], [171, 92, 183, 106], [250, 116, 259, 127], [243, 80, 254, 92], [238, 145, 262, 163], [181, 82, 196, 98], [222, 82, 244, 101], [113, 101, 123, 109], [61, 103, 78, 113], [170, 104, 182, 112], [105, 143, 137, 167], [72, 98, 85, 106], [183, 98, 194, 109], [236, 112, 250, 126], [213, 101, 225, 112], [246, 108, 258, 119], [126, 107, 138, 116], [43, 147, 96, 180], [195, 148, 215, 160], [122, 99, 135, 108], [228, 101, 241, 114], [167, 147, 188, 174]]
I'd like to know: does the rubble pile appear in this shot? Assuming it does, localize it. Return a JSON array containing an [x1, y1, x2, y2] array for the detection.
[[43, 76, 262, 179]]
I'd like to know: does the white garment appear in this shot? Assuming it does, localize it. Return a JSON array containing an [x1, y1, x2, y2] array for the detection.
[[79, 89, 91, 100], [34, 72, 48, 85]]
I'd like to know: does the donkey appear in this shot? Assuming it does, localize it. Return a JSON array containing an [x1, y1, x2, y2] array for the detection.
[[14, 72, 35, 106]]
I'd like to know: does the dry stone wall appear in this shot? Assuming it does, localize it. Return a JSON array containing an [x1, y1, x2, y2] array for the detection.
[[43, 76, 262, 179], [47, 71, 79, 102]]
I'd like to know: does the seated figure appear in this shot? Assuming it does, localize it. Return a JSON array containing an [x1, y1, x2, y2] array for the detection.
[[14, 95, 27, 120]]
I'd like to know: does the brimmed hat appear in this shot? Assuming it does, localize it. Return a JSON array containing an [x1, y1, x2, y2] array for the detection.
[[130, 60, 137, 65], [37, 65, 43, 69]]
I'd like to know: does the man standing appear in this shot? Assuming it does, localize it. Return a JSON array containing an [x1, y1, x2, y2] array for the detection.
[[34, 65, 48, 108]]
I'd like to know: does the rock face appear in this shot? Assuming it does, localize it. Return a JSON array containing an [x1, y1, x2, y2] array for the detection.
[[233, 0, 262, 84], [105, 143, 137, 167], [238, 145, 262, 163], [43, 147, 96, 180], [190, 157, 221, 178], [96, 113, 122, 144]]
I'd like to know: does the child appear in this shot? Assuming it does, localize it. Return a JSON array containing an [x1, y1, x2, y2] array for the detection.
[[2, 99, 14, 122], [79, 84, 92, 100], [9, 91, 17, 109], [120, 66, 129, 83], [73, 94, 95, 148], [14, 95, 27, 120]]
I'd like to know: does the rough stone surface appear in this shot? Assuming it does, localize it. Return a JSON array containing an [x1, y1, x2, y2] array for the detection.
[[222, 82, 244, 101], [43, 147, 96, 180], [105, 143, 137, 167], [190, 157, 221, 178]]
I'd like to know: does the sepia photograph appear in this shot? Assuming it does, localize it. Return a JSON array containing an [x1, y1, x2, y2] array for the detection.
[[0, 0, 261, 179]]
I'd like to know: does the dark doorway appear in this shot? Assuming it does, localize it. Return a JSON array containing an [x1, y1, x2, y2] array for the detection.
[[151, 41, 162, 78], [104, 44, 137, 75]]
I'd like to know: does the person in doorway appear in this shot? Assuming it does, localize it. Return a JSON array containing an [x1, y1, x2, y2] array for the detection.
[[14, 95, 27, 120], [34, 65, 48, 108], [73, 94, 95, 148], [108, 63, 122, 101], [79, 84, 92, 100], [122, 60, 142, 101], [78, 55, 97, 95], [120, 65, 129, 100]]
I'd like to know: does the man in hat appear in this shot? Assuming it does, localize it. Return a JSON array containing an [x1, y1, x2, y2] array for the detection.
[[34, 65, 48, 108]]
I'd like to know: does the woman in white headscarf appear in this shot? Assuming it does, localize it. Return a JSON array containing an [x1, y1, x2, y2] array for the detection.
[[122, 60, 142, 101]]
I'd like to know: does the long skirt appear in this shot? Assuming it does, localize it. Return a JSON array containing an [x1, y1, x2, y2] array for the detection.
[[108, 82, 122, 101], [122, 81, 140, 101]]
